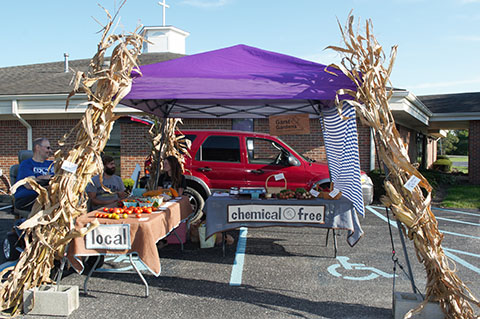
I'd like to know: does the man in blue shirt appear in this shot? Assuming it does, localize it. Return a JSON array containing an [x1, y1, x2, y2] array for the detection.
[[14, 138, 54, 211]]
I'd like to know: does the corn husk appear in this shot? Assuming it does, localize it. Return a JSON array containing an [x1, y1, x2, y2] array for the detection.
[[0, 3, 143, 315], [327, 13, 479, 319], [145, 117, 191, 191]]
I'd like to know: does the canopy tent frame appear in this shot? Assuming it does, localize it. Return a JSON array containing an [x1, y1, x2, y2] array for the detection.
[[121, 44, 365, 215]]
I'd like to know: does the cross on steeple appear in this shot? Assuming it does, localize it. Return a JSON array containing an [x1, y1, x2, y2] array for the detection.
[[158, 0, 169, 26]]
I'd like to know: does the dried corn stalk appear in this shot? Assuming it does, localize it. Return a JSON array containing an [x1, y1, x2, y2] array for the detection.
[[0, 5, 143, 315], [327, 14, 479, 319], [146, 117, 191, 190]]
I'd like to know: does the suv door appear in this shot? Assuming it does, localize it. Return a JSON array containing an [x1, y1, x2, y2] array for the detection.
[[245, 137, 306, 190], [190, 135, 246, 191]]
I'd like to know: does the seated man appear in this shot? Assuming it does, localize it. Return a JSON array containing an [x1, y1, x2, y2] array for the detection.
[[87, 155, 127, 211], [14, 138, 54, 212]]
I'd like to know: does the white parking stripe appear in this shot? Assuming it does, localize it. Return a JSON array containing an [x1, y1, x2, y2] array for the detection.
[[366, 206, 480, 274], [433, 207, 480, 217], [436, 216, 480, 227]]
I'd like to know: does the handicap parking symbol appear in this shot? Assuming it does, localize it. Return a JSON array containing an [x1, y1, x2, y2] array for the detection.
[[327, 256, 396, 281]]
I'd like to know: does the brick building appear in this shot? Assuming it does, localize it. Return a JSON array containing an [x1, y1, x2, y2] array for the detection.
[[3, 39, 472, 193]]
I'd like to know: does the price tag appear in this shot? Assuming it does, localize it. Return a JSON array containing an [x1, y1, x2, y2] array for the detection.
[[404, 175, 421, 192], [329, 188, 340, 198], [274, 173, 285, 181], [61, 160, 78, 174], [310, 189, 320, 197]]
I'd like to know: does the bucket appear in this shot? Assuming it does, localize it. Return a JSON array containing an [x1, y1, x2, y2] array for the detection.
[[198, 223, 216, 248]]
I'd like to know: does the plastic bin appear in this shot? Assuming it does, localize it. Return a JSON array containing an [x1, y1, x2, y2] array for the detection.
[[166, 221, 187, 244], [198, 223, 216, 248]]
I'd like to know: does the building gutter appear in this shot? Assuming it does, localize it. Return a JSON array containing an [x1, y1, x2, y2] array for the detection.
[[12, 99, 32, 150]]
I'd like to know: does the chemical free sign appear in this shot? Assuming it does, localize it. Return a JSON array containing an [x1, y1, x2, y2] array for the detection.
[[86, 224, 131, 250], [227, 204, 325, 224]]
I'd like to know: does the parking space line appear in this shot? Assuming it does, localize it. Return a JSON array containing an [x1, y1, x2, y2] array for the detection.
[[366, 206, 480, 274], [229, 227, 248, 286], [438, 230, 480, 240], [436, 216, 480, 227], [367, 206, 480, 240], [444, 247, 480, 258], [444, 251, 480, 275], [432, 207, 480, 217]]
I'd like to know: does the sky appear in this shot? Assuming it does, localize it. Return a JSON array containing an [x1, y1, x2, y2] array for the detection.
[[1, 0, 479, 96]]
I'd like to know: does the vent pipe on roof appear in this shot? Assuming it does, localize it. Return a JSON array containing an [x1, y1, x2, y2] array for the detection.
[[64, 53, 69, 73]]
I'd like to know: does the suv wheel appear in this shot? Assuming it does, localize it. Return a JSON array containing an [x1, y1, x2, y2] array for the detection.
[[3, 232, 20, 261], [184, 187, 205, 214]]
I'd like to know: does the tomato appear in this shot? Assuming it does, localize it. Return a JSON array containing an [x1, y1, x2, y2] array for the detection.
[[103, 207, 109, 212], [123, 213, 128, 219], [136, 213, 142, 218], [144, 207, 152, 214], [109, 207, 114, 213]]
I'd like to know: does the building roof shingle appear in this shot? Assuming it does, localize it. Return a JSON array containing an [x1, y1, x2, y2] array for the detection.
[[419, 92, 480, 114], [0, 52, 183, 96]]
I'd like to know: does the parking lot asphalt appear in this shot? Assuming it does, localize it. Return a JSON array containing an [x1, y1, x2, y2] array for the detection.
[[1, 205, 479, 319]]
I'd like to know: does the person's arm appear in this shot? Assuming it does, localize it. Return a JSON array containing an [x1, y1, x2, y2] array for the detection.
[[178, 175, 187, 195], [116, 176, 127, 199], [87, 192, 119, 207]]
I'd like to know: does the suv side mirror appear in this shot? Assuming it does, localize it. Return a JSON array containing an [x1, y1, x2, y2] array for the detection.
[[288, 155, 300, 166]]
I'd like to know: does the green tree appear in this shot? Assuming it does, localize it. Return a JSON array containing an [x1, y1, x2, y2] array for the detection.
[[439, 130, 458, 155], [453, 129, 468, 155]]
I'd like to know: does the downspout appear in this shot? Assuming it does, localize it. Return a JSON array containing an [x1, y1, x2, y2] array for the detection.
[[12, 99, 33, 150], [370, 127, 375, 171]]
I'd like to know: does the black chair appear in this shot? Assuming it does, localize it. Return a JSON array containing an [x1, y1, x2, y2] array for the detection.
[[9, 150, 34, 219]]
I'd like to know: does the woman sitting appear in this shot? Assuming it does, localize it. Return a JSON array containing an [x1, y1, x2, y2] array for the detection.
[[157, 155, 186, 195]]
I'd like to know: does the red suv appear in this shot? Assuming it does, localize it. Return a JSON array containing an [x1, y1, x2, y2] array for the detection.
[[180, 130, 373, 213]]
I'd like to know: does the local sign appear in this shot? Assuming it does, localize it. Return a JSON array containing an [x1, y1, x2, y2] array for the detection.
[[227, 204, 325, 224], [86, 224, 131, 250]]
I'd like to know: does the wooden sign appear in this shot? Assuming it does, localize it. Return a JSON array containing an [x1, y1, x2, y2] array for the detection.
[[269, 113, 310, 136]]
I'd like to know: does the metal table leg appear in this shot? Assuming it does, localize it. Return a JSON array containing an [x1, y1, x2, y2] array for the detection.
[[83, 256, 101, 295], [325, 228, 338, 257], [172, 229, 184, 251], [129, 254, 149, 297]]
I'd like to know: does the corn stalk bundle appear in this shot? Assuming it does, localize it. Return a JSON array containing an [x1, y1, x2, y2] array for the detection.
[[145, 117, 191, 191], [0, 7, 143, 316], [326, 14, 479, 319]]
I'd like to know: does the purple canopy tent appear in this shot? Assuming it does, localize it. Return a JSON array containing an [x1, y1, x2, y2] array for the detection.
[[121, 44, 356, 118], [121, 44, 365, 216]]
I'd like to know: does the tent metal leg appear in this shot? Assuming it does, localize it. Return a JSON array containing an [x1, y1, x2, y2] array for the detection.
[[396, 220, 416, 293]]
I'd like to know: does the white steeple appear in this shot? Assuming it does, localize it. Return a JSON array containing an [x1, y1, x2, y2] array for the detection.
[[141, 1, 189, 54]]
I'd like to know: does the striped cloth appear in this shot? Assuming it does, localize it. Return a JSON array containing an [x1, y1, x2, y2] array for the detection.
[[321, 103, 365, 216]]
